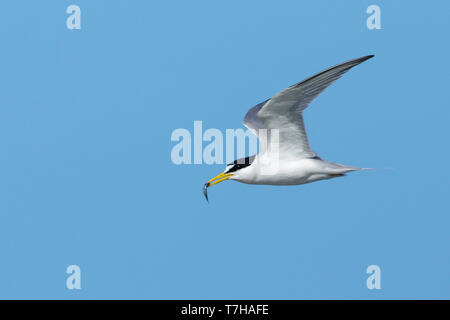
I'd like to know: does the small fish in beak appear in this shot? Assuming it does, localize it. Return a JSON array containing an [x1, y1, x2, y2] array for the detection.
[[202, 172, 233, 202], [203, 182, 210, 202]]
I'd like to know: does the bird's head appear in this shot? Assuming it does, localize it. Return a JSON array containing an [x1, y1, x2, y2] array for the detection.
[[203, 156, 255, 202]]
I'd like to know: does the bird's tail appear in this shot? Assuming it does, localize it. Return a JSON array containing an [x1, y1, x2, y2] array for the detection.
[[330, 163, 390, 174], [323, 161, 374, 174]]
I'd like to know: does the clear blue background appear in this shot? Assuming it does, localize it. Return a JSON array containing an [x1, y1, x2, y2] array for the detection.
[[0, 0, 449, 299]]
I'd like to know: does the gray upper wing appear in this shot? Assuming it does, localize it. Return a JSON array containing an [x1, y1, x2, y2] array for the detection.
[[244, 55, 374, 158]]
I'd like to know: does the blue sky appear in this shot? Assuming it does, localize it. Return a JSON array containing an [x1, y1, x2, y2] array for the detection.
[[0, 0, 449, 299]]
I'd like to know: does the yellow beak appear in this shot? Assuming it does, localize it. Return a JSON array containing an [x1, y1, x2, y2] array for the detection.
[[203, 172, 233, 202], [207, 172, 233, 187]]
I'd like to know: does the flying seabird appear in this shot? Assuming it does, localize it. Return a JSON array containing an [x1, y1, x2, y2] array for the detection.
[[203, 55, 374, 201]]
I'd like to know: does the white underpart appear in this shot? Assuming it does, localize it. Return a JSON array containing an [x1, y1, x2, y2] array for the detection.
[[230, 55, 374, 186], [230, 155, 361, 185]]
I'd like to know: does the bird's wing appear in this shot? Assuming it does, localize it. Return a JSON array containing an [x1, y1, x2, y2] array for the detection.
[[243, 55, 374, 159], [243, 99, 271, 150]]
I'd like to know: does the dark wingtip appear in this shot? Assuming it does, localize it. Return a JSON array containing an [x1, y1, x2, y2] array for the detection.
[[203, 182, 210, 202], [361, 54, 375, 61], [346, 55, 375, 69]]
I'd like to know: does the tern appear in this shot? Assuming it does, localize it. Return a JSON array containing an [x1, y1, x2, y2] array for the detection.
[[203, 55, 374, 201]]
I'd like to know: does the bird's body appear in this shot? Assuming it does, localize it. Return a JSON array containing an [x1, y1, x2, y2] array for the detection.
[[229, 156, 361, 186], [203, 55, 374, 201]]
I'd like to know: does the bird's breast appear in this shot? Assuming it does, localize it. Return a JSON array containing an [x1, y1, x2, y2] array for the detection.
[[232, 157, 318, 185]]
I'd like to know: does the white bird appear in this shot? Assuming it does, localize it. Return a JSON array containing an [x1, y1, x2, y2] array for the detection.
[[203, 55, 374, 201]]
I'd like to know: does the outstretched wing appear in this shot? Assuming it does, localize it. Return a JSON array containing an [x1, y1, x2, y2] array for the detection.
[[243, 55, 374, 159]]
